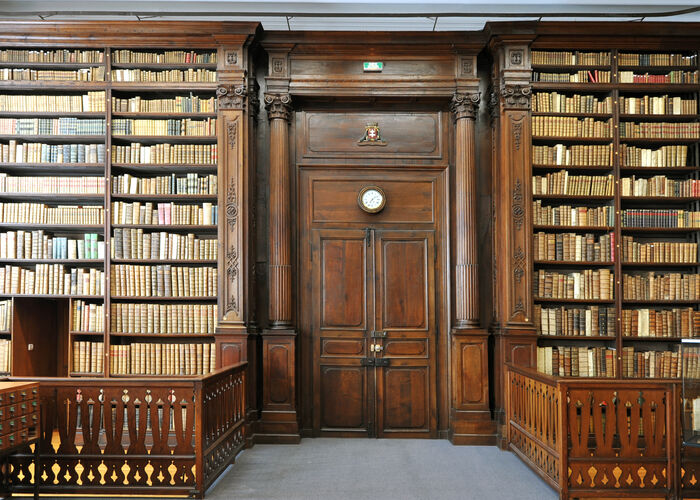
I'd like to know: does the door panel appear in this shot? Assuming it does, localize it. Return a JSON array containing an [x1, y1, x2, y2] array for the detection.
[[313, 230, 372, 436], [374, 230, 436, 437]]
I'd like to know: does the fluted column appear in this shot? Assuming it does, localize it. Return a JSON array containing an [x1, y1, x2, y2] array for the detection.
[[265, 93, 293, 328], [451, 92, 481, 328]]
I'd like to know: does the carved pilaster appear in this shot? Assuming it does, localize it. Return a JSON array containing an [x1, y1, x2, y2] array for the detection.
[[265, 92, 293, 328], [451, 91, 481, 328]]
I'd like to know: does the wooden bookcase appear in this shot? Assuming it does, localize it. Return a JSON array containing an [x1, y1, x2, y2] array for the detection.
[[0, 23, 257, 379], [530, 47, 700, 380]]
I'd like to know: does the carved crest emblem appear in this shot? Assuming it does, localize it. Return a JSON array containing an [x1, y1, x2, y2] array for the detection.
[[358, 122, 386, 146]]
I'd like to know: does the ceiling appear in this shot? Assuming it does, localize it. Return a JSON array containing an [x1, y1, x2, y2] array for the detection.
[[2, 1, 700, 30]]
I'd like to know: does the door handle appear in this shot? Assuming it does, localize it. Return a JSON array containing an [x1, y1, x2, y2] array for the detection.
[[370, 344, 383, 352]]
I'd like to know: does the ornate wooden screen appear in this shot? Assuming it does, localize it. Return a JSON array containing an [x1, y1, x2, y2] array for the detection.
[[8, 362, 246, 498]]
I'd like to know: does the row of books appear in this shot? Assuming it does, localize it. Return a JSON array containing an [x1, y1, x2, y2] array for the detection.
[[0, 264, 104, 296], [622, 237, 697, 264], [619, 95, 697, 115], [531, 51, 611, 66], [537, 346, 617, 378], [532, 144, 613, 167], [535, 305, 616, 337], [1, 141, 105, 164], [0, 49, 104, 64], [111, 229, 217, 261], [532, 172, 614, 196], [109, 342, 216, 376], [0, 203, 104, 225], [531, 116, 612, 138], [620, 176, 700, 198], [532, 70, 611, 83], [620, 145, 689, 168], [618, 53, 696, 67], [110, 201, 218, 226], [622, 347, 681, 378], [534, 269, 614, 300], [619, 121, 700, 139], [0, 175, 105, 194], [0, 231, 103, 260], [532, 92, 612, 114], [111, 94, 216, 114], [110, 302, 217, 335], [112, 118, 216, 137], [0, 67, 105, 81], [111, 201, 217, 226], [619, 71, 698, 84], [0, 300, 9, 331], [111, 69, 217, 83], [622, 272, 699, 301], [72, 300, 104, 332], [534, 231, 614, 262], [109, 264, 216, 298], [72, 341, 103, 374], [684, 398, 700, 433], [111, 50, 217, 64], [0, 339, 10, 373], [533, 201, 614, 227], [110, 143, 217, 165], [621, 308, 698, 337], [621, 209, 700, 228], [0, 117, 105, 136], [111, 173, 217, 196], [0, 92, 105, 112]]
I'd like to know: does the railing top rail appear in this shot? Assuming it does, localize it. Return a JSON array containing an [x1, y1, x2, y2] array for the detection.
[[506, 362, 676, 391], [5, 361, 248, 387]]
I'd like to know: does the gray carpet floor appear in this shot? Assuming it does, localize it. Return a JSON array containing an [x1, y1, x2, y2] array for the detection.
[[206, 439, 558, 500]]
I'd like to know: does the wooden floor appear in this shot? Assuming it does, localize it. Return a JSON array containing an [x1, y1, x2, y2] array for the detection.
[[204, 439, 558, 500]]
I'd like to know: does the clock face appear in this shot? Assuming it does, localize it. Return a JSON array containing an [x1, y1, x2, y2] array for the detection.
[[358, 186, 386, 213]]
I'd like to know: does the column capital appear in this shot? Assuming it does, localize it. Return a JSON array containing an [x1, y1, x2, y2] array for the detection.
[[264, 93, 293, 121], [499, 83, 532, 111], [217, 84, 250, 110], [450, 92, 480, 120]]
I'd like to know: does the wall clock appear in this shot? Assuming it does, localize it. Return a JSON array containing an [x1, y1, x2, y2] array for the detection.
[[357, 186, 386, 214]]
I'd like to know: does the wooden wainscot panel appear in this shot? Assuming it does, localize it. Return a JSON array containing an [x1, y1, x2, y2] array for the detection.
[[321, 339, 366, 357], [310, 177, 435, 225], [451, 335, 489, 410], [383, 339, 428, 357], [298, 111, 446, 163]]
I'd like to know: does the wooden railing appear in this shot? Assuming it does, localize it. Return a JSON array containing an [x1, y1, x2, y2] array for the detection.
[[7, 361, 246, 499], [506, 363, 678, 499]]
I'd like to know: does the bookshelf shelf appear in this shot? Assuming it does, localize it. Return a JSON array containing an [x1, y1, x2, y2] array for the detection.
[[538, 335, 616, 340], [532, 135, 613, 143], [531, 64, 612, 71], [0, 61, 105, 68], [111, 134, 216, 143], [110, 258, 216, 264], [0, 111, 106, 118], [531, 112, 613, 118], [0, 134, 105, 142], [621, 227, 700, 233], [110, 83, 217, 92], [531, 82, 615, 92], [0, 193, 104, 201], [534, 260, 614, 267], [110, 224, 217, 232], [0, 224, 104, 231], [533, 194, 614, 201], [622, 299, 700, 305], [110, 112, 217, 119], [110, 194, 217, 202], [532, 164, 614, 171], [621, 196, 700, 203], [110, 62, 217, 70], [110, 332, 215, 338], [69, 331, 104, 336], [534, 297, 616, 304], [622, 262, 699, 268], [622, 337, 685, 342], [111, 163, 216, 173], [0, 294, 103, 299], [620, 166, 699, 174], [619, 114, 700, 122], [0, 259, 103, 265], [0, 82, 106, 90], [620, 137, 700, 145], [110, 296, 217, 301], [533, 225, 614, 232]]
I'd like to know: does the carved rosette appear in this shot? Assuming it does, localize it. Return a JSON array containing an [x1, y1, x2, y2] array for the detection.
[[226, 179, 238, 232], [500, 84, 532, 110], [450, 92, 480, 120], [264, 93, 292, 122], [512, 179, 524, 230], [217, 84, 248, 110]]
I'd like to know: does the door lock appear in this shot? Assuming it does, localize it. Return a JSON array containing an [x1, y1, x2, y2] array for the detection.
[[370, 344, 383, 352]]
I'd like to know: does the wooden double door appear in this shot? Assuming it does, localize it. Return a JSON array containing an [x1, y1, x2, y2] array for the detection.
[[307, 216, 439, 437]]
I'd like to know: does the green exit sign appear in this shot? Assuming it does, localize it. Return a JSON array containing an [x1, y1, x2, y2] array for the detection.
[[363, 62, 383, 72]]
